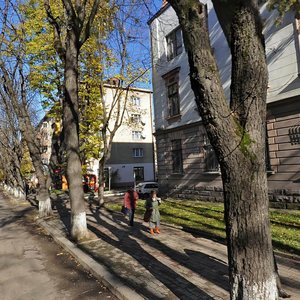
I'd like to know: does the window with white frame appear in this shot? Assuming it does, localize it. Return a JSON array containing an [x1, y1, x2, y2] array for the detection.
[[132, 130, 142, 140], [131, 96, 141, 106], [133, 148, 144, 157], [163, 68, 181, 119], [131, 114, 141, 123], [166, 27, 183, 61], [168, 82, 180, 117]]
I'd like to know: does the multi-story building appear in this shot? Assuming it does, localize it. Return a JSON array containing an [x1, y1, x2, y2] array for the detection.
[[38, 120, 53, 166], [88, 85, 155, 188], [39, 85, 155, 190], [149, 1, 300, 205]]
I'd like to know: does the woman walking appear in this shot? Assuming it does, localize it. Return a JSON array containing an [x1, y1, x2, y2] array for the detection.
[[123, 188, 139, 226], [145, 190, 161, 234]]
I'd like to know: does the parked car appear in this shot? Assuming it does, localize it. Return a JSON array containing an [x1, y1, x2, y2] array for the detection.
[[136, 182, 159, 198]]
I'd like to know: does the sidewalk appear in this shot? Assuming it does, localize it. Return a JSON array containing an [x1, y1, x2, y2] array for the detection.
[[40, 193, 300, 299]]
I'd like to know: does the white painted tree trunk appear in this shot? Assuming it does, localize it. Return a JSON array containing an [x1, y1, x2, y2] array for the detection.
[[18, 189, 25, 200], [13, 188, 18, 198], [232, 274, 278, 300], [71, 212, 89, 241], [39, 197, 52, 218]]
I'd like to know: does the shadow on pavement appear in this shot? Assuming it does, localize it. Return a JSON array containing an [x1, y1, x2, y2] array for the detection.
[[86, 205, 228, 299]]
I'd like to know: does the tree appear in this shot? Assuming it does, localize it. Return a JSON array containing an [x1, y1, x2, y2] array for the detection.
[[168, 0, 277, 299], [268, 0, 300, 20], [96, 0, 151, 205], [0, 0, 53, 215], [43, 0, 109, 240], [0, 61, 53, 215], [78, 0, 151, 205], [0, 107, 24, 197]]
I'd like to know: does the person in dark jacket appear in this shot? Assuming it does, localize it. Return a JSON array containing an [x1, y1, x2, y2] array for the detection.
[[123, 188, 139, 226], [145, 190, 161, 234]]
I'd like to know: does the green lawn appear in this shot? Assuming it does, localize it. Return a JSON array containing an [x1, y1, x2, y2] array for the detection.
[[105, 199, 300, 256]]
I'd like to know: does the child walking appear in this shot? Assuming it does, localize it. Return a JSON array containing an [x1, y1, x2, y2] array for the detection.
[[145, 190, 161, 234]]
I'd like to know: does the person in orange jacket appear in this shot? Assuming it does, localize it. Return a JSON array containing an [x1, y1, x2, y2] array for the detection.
[[123, 188, 139, 226]]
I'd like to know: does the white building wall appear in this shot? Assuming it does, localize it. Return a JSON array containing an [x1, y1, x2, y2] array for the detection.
[[149, 2, 300, 195], [110, 89, 153, 144], [150, 2, 300, 132], [87, 160, 154, 186], [262, 6, 300, 103], [150, 1, 231, 132], [88, 86, 155, 187], [107, 163, 154, 185]]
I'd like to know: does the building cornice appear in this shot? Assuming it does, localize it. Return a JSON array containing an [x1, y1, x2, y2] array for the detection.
[[147, 3, 171, 26], [154, 120, 203, 136], [103, 83, 152, 94]]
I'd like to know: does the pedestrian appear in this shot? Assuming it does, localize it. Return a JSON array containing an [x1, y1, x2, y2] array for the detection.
[[123, 187, 139, 226], [145, 190, 161, 234]]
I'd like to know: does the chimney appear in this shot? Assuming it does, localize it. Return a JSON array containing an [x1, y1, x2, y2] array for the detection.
[[162, 0, 168, 7]]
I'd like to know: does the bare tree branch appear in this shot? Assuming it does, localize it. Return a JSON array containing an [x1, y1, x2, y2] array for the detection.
[[80, 0, 101, 47], [44, 0, 66, 62]]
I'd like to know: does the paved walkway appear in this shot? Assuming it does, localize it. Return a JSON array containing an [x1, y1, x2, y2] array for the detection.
[[2, 190, 293, 299], [42, 192, 299, 300], [0, 193, 116, 300]]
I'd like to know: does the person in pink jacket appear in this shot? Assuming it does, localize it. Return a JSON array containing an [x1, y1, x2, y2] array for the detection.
[[123, 188, 139, 226]]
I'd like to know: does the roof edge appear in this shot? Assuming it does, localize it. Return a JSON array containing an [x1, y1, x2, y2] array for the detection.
[[147, 3, 171, 26]]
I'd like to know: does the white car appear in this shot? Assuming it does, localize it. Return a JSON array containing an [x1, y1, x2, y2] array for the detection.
[[136, 182, 159, 198]]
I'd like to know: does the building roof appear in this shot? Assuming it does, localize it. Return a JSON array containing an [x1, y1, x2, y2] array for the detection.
[[147, 3, 170, 25]]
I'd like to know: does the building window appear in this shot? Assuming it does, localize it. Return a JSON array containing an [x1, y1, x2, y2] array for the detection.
[[131, 96, 141, 106], [162, 68, 181, 119], [171, 139, 183, 174], [131, 114, 141, 123], [133, 148, 144, 157], [265, 126, 274, 173], [42, 122, 48, 128], [132, 130, 142, 140], [167, 82, 180, 117], [166, 27, 183, 61], [134, 167, 144, 181], [203, 134, 219, 173]]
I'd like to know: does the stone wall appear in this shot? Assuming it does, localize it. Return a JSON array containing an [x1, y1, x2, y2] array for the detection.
[[268, 189, 300, 209], [167, 186, 300, 210]]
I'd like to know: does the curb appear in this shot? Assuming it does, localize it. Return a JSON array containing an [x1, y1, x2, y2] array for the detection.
[[36, 219, 144, 300]]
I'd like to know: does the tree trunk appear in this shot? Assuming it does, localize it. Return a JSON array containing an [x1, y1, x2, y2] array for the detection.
[[225, 4, 277, 299], [98, 158, 105, 206], [222, 159, 276, 299], [168, 1, 277, 299], [19, 80, 53, 217], [64, 27, 88, 241], [27, 138, 52, 217], [0, 64, 52, 216]]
